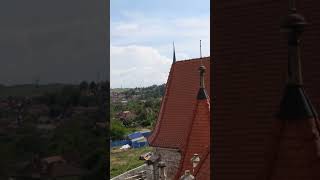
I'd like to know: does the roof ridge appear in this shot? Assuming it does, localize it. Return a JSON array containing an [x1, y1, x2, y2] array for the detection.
[[175, 57, 210, 64]]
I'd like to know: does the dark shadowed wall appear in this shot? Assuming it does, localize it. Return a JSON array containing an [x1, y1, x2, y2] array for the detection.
[[213, 1, 320, 179]]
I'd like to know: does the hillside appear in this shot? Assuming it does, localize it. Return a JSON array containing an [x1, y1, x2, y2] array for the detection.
[[0, 84, 67, 98], [110, 84, 165, 140]]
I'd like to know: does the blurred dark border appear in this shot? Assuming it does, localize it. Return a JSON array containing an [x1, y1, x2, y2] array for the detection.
[[0, 0, 110, 179]]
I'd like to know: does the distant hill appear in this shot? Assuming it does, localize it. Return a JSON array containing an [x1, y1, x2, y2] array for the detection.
[[0, 84, 68, 98], [111, 84, 166, 100], [0, 80, 110, 98], [110, 88, 131, 93], [110, 84, 166, 132]]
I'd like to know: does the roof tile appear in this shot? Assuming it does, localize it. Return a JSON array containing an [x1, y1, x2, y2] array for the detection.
[[148, 58, 210, 149]]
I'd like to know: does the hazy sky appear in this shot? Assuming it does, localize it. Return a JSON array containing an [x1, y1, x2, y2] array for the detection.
[[110, 0, 210, 88], [0, 0, 108, 85]]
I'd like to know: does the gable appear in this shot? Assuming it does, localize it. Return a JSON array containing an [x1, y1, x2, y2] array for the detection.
[[148, 57, 210, 149]]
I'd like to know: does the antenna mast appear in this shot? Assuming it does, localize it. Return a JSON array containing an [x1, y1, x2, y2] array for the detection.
[[200, 40, 203, 65]]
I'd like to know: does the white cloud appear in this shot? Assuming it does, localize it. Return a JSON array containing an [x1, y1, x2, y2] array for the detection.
[[174, 17, 209, 29], [110, 11, 210, 87], [111, 45, 172, 88], [111, 13, 210, 57], [114, 23, 140, 34]]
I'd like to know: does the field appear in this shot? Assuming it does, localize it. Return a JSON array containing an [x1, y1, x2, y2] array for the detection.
[[110, 146, 153, 178]]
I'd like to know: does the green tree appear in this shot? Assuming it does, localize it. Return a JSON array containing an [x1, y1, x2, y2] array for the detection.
[[89, 81, 97, 94], [110, 120, 128, 140], [80, 81, 89, 92]]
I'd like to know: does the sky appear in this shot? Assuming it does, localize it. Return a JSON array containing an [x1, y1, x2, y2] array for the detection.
[[110, 0, 210, 88], [0, 0, 108, 85]]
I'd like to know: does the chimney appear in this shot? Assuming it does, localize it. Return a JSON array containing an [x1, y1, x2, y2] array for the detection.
[[197, 65, 208, 100], [278, 0, 317, 120]]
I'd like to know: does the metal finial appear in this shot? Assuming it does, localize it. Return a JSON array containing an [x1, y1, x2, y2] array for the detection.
[[200, 40, 202, 59], [173, 41, 176, 64], [200, 40, 204, 66], [289, 0, 296, 12], [277, 0, 318, 120], [197, 65, 208, 100]]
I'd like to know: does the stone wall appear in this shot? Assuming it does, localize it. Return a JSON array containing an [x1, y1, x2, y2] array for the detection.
[[153, 147, 181, 180], [111, 148, 181, 180]]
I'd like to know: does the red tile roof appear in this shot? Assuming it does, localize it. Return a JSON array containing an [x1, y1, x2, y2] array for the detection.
[[175, 98, 210, 179], [148, 57, 210, 149], [148, 57, 210, 180]]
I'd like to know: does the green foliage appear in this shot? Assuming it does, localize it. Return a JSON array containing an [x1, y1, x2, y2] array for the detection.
[[110, 84, 164, 129], [128, 99, 160, 127], [89, 81, 97, 94], [40, 85, 83, 108], [47, 116, 107, 179], [79, 95, 97, 107], [124, 89, 136, 99], [139, 84, 165, 99], [14, 125, 49, 158], [110, 120, 128, 140], [0, 84, 65, 98], [79, 81, 89, 91], [49, 104, 64, 117]]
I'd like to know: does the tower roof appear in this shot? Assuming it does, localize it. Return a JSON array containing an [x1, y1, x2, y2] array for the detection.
[[175, 90, 210, 179], [270, 2, 320, 179], [148, 57, 210, 149], [278, 0, 317, 120]]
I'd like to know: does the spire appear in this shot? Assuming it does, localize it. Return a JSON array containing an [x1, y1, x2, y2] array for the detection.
[[173, 41, 176, 64], [197, 65, 208, 100], [200, 40, 202, 59], [281, 0, 306, 85], [278, 0, 317, 120], [199, 66, 206, 89]]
